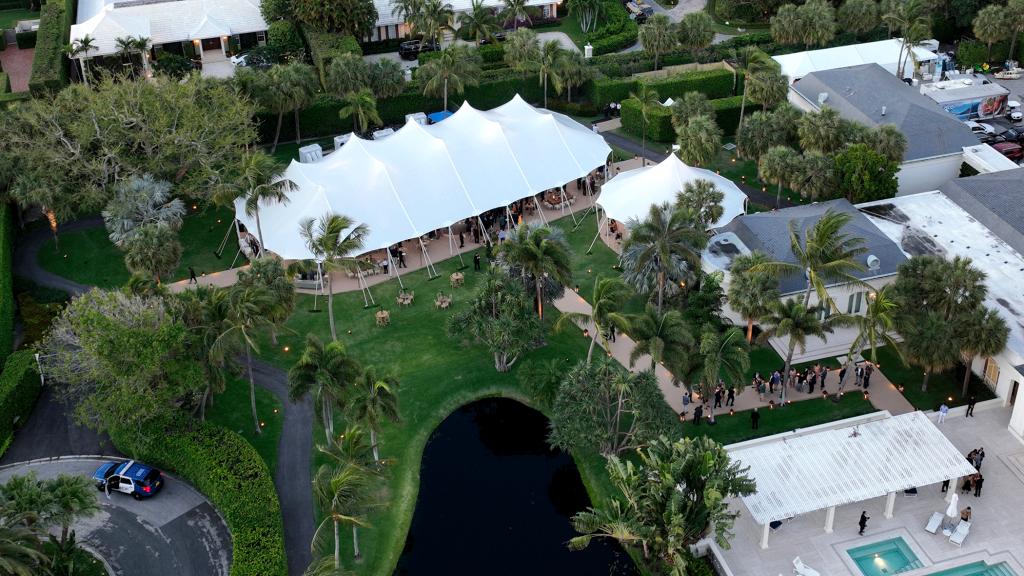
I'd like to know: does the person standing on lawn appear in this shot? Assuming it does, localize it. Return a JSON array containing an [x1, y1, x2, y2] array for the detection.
[[751, 408, 760, 430]]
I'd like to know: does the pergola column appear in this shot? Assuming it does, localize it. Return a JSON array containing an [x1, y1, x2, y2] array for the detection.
[[759, 523, 770, 549], [824, 506, 836, 533], [884, 491, 896, 519]]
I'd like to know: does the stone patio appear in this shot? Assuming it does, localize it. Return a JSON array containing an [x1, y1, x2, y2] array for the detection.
[[718, 405, 1024, 576]]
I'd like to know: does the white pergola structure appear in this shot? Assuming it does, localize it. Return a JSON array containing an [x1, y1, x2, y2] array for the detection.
[[728, 412, 978, 549]]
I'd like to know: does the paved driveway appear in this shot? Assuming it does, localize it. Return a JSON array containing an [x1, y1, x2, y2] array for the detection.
[[0, 458, 231, 576]]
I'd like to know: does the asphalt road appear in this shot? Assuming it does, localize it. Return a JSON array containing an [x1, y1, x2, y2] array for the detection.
[[0, 458, 231, 575]]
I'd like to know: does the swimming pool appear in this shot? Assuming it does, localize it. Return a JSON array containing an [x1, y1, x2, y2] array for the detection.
[[925, 562, 1019, 576], [848, 537, 923, 575]]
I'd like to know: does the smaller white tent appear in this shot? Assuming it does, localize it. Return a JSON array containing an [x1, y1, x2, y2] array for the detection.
[[773, 39, 938, 84], [598, 154, 747, 230]]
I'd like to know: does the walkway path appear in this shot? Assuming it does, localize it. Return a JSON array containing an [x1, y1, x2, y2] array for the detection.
[[12, 218, 315, 576], [537, 31, 581, 53]]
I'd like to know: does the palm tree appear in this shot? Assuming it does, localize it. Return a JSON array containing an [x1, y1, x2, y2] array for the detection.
[[559, 50, 591, 102], [848, 286, 902, 366], [957, 307, 1008, 396], [570, 499, 646, 557], [628, 304, 694, 372], [115, 36, 136, 75], [758, 145, 798, 208], [727, 251, 779, 342], [299, 214, 369, 341], [869, 124, 907, 163], [629, 84, 660, 163], [676, 179, 723, 229], [901, 310, 957, 392], [798, 107, 846, 154], [311, 432, 375, 569], [216, 150, 286, 254], [753, 209, 867, 309], [733, 47, 778, 144], [676, 114, 722, 167], [746, 68, 788, 110], [882, 0, 930, 78], [101, 174, 185, 248], [554, 277, 632, 362], [392, 0, 424, 28], [68, 34, 97, 85], [325, 53, 370, 97], [234, 259, 295, 347], [368, 59, 405, 99], [620, 202, 706, 313], [838, 0, 880, 37], [1006, 0, 1024, 67], [416, 0, 455, 45], [0, 513, 47, 575], [211, 286, 273, 434], [419, 45, 481, 111], [677, 10, 715, 51], [502, 0, 531, 30], [0, 473, 52, 529], [757, 298, 834, 401], [537, 39, 567, 108], [347, 366, 400, 462], [498, 224, 573, 320], [289, 334, 362, 443], [973, 5, 1009, 61], [504, 29, 540, 76], [123, 224, 182, 284], [669, 91, 714, 129], [639, 14, 676, 71], [339, 88, 383, 134], [46, 475, 99, 546], [566, 0, 604, 32], [459, 0, 500, 46], [268, 63, 319, 151], [698, 326, 749, 421]]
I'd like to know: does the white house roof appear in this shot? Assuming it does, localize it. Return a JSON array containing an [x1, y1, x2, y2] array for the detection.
[[71, 0, 266, 57], [729, 412, 978, 525], [236, 95, 611, 259], [774, 39, 938, 84], [597, 154, 747, 230], [374, 0, 549, 26]]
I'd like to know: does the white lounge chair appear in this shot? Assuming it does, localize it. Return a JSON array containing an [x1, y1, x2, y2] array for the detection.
[[793, 556, 822, 576], [949, 521, 971, 546], [926, 512, 943, 534]]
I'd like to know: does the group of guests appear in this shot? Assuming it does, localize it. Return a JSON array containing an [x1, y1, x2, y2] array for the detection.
[[940, 447, 987, 498]]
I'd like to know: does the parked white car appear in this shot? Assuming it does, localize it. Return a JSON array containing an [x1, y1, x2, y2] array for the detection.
[[966, 120, 997, 135], [1008, 100, 1023, 122]]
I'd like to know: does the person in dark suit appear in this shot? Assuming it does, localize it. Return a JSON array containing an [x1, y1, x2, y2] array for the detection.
[[966, 395, 977, 417], [858, 511, 870, 535], [473, 253, 481, 271], [751, 408, 760, 430]]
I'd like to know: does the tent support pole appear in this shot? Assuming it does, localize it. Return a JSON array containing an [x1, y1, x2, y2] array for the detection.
[[356, 265, 376, 308], [447, 229, 455, 256], [532, 196, 548, 225], [586, 212, 607, 255], [560, 186, 579, 226], [215, 220, 235, 258], [476, 216, 492, 245], [387, 251, 405, 290], [448, 226, 466, 268], [418, 238, 438, 279], [505, 206, 517, 231]]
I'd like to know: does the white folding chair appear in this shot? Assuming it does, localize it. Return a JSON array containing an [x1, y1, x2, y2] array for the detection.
[[949, 521, 971, 547], [793, 556, 822, 576], [925, 512, 943, 534]]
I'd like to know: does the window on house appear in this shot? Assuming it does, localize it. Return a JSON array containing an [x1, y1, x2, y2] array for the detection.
[[984, 358, 1000, 387], [846, 292, 864, 314]]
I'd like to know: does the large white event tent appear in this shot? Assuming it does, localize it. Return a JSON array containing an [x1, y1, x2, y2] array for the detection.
[[236, 95, 611, 262], [597, 154, 748, 230], [773, 38, 938, 84]]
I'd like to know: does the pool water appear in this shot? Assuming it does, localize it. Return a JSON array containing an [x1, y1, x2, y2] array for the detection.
[[848, 538, 923, 575], [926, 562, 1019, 576]]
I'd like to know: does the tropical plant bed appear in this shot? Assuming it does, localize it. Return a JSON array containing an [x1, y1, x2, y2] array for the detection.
[[36, 206, 238, 288], [682, 392, 876, 445], [254, 249, 627, 576], [41, 541, 108, 576], [871, 346, 996, 411]]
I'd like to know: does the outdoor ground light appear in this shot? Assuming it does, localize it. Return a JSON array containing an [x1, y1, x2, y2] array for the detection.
[[948, 396, 954, 402], [347, 330, 352, 335], [582, 329, 589, 338], [273, 408, 279, 414], [259, 421, 265, 428], [283, 346, 290, 352], [729, 409, 735, 416]]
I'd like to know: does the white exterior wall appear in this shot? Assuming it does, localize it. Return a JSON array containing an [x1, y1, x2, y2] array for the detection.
[[894, 153, 965, 196], [968, 352, 1024, 442]]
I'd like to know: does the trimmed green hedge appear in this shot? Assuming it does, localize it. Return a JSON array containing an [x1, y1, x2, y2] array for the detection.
[[14, 30, 35, 48], [0, 351, 43, 458], [110, 414, 287, 576], [305, 29, 361, 84], [589, 68, 739, 108], [27, 0, 71, 95], [0, 73, 9, 94], [620, 94, 759, 143], [0, 203, 12, 364], [585, 0, 639, 55], [711, 95, 760, 137]]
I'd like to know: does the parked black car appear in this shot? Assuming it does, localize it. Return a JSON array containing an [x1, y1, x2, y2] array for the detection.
[[997, 128, 1024, 143], [480, 31, 507, 45], [399, 40, 439, 60]]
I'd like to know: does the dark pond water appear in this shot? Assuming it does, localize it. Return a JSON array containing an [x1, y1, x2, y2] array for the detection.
[[394, 398, 636, 576]]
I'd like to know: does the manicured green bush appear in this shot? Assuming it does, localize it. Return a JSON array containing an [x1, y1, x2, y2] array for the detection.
[[110, 414, 287, 576], [0, 351, 43, 457], [0, 203, 12, 364], [956, 38, 1012, 68], [305, 29, 362, 83], [14, 30, 35, 48], [478, 43, 504, 64], [0, 73, 9, 93], [584, 0, 638, 55], [589, 68, 738, 107], [621, 97, 675, 142], [27, 0, 71, 95], [267, 20, 303, 57], [710, 94, 760, 137]]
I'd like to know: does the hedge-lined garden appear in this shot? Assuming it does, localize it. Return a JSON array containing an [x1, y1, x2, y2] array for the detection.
[[0, 351, 43, 458], [588, 67, 740, 107], [0, 203, 12, 364], [620, 94, 760, 142], [110, 414, 288, 576], [27, 0, 72, 95]]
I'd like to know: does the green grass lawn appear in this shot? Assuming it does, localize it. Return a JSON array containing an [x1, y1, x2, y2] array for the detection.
[[206, 375, 285, 473], [682, 393, 877, 445], [254, 248, 624, 576], [36, 206, 239, 289], [0, 8, 38, 29], [871, 346, 996, 411]]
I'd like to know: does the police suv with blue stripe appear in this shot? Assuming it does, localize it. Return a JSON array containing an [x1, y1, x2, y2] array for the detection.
[[92, 461, 164, 499]]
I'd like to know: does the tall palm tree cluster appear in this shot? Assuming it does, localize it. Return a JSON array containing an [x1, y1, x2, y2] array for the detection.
[[0, 472, 100, 575], [500, 30, 591, 107]]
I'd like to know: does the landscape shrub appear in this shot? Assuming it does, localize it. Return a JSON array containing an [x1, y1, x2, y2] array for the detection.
[[305, 29, 361, 82], [0, 203, 12, 364], [584, 0, 638, 55], [621, 97, 675, 142], [0, 73, 9, 93], [956, 38, 1011, 68], [589, 68, 738, 107], [478, 43, 504, 64], [14, 30, 35, 48], [110, 413, 287, 576], [267, 20, 304, 58], [0, 351, 43, 458], [710, 94, 759, 136], [27, 0, 71, 95]]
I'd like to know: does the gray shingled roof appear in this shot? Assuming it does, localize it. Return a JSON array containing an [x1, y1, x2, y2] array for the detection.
[[939, 168, 1024, 258], [720, 199, 907, 295], [792, 63, 978, 162]]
